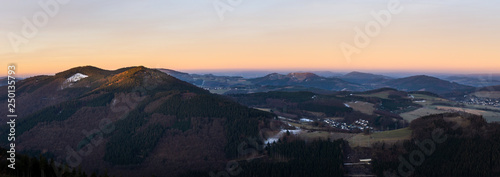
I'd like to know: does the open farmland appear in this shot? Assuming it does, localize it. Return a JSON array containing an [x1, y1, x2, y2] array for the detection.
[[355, 90, 394, 99], [348, 128, 412, 147], [410, 93, 453, 106], [435, 106, 500, 122], [400, 107, 448, 122], [345, 101, 375, 115]]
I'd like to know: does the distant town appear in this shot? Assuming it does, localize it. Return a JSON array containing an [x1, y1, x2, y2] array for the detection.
[[462, 95, 500, 107]]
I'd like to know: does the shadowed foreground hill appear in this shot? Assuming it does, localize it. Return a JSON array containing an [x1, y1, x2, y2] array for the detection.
[[372, 112, 500, 177], [0, 66, 275, 177]]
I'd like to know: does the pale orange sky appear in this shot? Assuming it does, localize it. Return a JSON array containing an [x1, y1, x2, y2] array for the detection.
[[1, 0, 499, 76]]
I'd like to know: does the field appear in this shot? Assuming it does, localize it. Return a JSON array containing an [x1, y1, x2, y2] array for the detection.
[[473, 91, 500, 99], [288, 122, 320, 130], [355, 90, 394, 99], [466, 104, 500, 111], [435, 106, 500, 122], [410, 93, 453, 106], [208, 88, 231, 94], [435, 106, 484, 115], [326, 117, 344, 121], [402, 93, 500, 123], [255, 108, 272, 112], [400, 107, 448, 122], [345, 101, 375, 115], [400, 105, 500, 123], [347, 128, 412, 147]]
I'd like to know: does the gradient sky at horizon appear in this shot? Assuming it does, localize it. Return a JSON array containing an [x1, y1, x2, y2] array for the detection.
[[1, 0, 499, 76]]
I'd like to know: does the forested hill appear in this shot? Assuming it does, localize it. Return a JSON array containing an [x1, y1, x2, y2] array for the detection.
[[0, 66, 275, 177], [372, 112, 500, 177]]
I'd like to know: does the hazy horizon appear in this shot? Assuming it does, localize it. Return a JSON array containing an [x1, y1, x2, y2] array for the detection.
[[4, 65, 500, 79]]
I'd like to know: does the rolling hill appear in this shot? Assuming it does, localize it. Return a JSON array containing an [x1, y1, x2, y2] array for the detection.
[[337, 71, 392, 85], [478, 85, 500, 91], [470, 85, 500, 99], [157, 68, 198, 85], [444, 76, 500, 87], [249, 72, 365, 91], [156, 70, 483, 96], [382, 75, 474, 94], [158, 68, 250, 88], [0, 66, 275, 177]]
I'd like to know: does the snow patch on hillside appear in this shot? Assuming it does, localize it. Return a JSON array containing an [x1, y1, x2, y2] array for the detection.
[[60, 73, 89, 90], [67, 73, 88, 82]]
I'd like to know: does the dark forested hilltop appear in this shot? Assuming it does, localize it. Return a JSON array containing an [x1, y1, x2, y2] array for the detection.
[[372, 112, 500, 177]]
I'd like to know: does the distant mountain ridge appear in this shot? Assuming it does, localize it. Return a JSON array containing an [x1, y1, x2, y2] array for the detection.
[[478, 85, 500, 92], [383, 75, 474, 94], [247, 73, 474, 94], [249, 72, 365, 91], [337, 71, 392, 85], [444, 76, 500, 87], [156, 69, 480, 95]]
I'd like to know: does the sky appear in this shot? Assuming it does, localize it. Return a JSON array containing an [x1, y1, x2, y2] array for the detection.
[[1, 0, 499, 76]]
